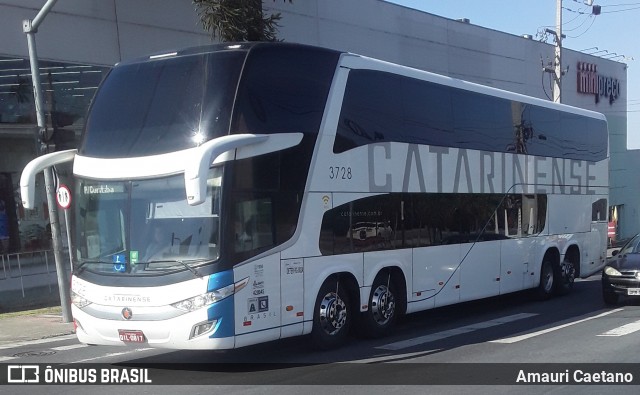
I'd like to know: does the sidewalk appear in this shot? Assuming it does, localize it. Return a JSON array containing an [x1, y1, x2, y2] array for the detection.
[[0, 307, 75, 348]]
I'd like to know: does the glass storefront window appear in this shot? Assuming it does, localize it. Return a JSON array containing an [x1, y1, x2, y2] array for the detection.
[[0, 56, 109, 253], [0, 56, 109, 130]]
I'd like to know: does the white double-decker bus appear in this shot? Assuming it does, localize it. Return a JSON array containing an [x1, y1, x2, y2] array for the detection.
[[20, 43, 609, 350]]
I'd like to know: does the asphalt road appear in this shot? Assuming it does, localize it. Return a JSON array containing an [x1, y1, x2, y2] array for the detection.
[[3, 274, 640, 394]]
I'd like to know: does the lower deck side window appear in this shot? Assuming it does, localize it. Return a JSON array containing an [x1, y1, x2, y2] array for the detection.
[[319, 193, 547, 255]]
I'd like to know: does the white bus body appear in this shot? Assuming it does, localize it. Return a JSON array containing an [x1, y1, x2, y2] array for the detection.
[[21, 43, 609, 350]]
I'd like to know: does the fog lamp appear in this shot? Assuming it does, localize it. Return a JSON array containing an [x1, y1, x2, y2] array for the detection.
[[189, 319, 217, 339]]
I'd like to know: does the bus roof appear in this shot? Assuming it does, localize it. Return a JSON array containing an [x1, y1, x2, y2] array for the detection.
[[117, 42, 606, 122]]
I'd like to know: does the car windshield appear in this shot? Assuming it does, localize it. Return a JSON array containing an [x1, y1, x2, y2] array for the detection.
[[71, 168, 222, 275], [619, 235, 640, 255]]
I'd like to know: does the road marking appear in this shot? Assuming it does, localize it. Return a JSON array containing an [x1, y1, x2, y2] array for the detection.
[[598, 319, 640, 337], [491, 308, 623, 344], [0, 334, 77, 350], [73, 348, 153, 363], [377, 312, 538, 350], [51, 343, 90, 351], [0, 356, 17, 362], [346, 350, 442, 363]]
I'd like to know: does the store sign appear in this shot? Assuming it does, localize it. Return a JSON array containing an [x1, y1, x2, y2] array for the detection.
[[576, 61, 621, 105]]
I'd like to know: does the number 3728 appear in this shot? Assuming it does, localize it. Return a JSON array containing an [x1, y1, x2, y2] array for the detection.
[[329, 166, 352, 180]]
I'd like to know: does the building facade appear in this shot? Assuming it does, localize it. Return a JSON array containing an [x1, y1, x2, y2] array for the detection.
[[0, 0, 632, 253]]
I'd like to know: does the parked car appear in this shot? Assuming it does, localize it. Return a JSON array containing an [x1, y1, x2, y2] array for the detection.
[[602, 233, 640, 305]]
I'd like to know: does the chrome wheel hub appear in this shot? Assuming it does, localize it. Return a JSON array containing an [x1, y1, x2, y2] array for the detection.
[[319, 292, 347, 335], [371, 285, 395, 325]]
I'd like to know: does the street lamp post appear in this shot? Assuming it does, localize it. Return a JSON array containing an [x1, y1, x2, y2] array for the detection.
[[22, 0, 71, 323]]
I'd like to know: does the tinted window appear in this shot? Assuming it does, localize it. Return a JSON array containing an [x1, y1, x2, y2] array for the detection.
[[592, 198, 607, 221], [231, 45, 339, 137], [335, 70, 608, 162], [225, 45, 340, 265], [320, 193, 547, 255], [81, 51, 245, 157]]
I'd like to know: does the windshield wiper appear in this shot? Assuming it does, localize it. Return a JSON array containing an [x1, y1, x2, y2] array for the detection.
[[145, 259, 204, 278], [75, 260, 111, 274]]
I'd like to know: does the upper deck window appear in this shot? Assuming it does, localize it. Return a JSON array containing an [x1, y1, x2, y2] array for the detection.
[[335, 69, 608, 162]]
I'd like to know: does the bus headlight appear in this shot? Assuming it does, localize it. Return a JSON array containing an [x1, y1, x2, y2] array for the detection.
[[171, 277, 249, 312], [71, 291, 92, 308], [604, 266, 622, 277]]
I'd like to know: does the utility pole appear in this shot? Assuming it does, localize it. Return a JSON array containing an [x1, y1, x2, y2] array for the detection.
[[22, 0, 71, 323], [543, 0, 563, 103], [554, 0, 562, 103], [544, 1, 598, 103]]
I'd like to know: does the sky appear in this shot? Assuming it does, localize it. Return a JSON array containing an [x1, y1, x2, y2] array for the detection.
[[386, 0, 640, 149]]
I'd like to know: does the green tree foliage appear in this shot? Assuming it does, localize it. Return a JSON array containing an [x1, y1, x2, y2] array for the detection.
[[193, 0, 292, 42]]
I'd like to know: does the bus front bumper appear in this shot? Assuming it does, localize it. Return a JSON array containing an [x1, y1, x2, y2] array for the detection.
[[71, 305, 236, 350]]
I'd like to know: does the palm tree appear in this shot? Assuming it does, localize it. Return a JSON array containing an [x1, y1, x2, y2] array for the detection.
[[194, 0, 292, 42]]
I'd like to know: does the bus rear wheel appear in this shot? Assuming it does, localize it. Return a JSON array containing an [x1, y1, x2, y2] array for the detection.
[[361, 271, 398, 338], [311, 279, 351, 350], [554, 259, 575, 295], [536, 259, 554, 300]]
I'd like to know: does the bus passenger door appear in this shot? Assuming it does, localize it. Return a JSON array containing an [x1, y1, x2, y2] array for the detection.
[[281, 258, 304, 338]]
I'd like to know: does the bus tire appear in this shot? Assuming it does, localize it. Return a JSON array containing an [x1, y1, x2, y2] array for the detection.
[[553, 259, 575, 295], [311, 279, 351, 350], [536, 259, 554, 300], [360, 271, 398, 338]]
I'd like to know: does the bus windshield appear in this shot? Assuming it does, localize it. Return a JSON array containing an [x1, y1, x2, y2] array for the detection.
[[80, 49, 245, 158], [72, 168, 222, 275]]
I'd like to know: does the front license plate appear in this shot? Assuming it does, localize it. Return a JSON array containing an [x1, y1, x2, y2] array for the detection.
[[627, 289, 640, 296], [118, 329, 145, 343]]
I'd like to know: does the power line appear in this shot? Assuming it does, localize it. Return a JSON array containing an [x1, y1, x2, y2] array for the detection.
[[566, 15, 597, 37], [563, 14, 594, 32], [562, 6, 590, 14], [602, 6, 640, 13], [601, 2, 640, 7]]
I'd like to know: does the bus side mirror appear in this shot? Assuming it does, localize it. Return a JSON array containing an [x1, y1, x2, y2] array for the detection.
[[19, 149, 77, 209], [184, 134, 267, 205], [184, 133, 303, 205]]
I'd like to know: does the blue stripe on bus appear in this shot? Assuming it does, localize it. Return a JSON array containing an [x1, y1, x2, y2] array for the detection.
[[206, 270, 235, 338]]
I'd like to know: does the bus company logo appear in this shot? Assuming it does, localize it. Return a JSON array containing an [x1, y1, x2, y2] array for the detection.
[[121, 307, 133, 320], [577, 61, 621, 105], [104, 294, 151, 304]]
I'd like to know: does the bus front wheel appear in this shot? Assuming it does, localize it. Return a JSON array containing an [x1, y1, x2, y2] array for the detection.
[[360, 271, 398, 338], [311, 279, 351, 350]]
